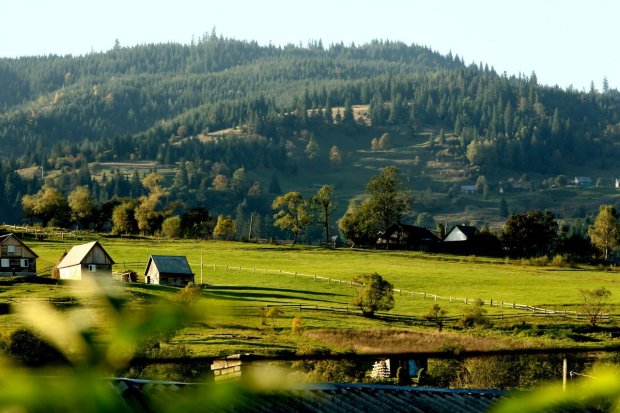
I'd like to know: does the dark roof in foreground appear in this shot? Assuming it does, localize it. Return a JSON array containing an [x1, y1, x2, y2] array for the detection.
[[145, 255, 193, 276], [111, 379, 508, 413]]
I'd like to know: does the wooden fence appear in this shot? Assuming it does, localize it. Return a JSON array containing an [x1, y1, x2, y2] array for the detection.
[[197, 263, 601, 320]]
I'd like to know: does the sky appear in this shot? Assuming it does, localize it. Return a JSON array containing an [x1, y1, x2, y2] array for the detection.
[[1, 0, 618, 91]]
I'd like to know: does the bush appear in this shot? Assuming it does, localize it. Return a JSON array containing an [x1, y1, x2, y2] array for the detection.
[[350, 273, 394, 317], [7, 329, 68, 367], [291, 316, 303, 335], [459, 299, 491, 328]]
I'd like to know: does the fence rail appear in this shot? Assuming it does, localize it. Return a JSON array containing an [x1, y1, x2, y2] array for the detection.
[[197, 263, 603, 320]]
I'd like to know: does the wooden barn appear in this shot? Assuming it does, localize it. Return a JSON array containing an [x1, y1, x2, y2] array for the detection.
[[57, 241, 115, 280], [144, 255, 194, 286], [0, 233, 38, 276]]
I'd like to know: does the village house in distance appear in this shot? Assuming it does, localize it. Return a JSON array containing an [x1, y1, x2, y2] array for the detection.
[[144, 255, 194, 286], [0, 233, 38, 276], [56, 241, 115, 280]]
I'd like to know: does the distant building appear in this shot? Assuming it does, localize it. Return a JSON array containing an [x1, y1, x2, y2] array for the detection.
[[461, 185, 477, 194], [443, 225, 478, 242], [144, 255, 194, 286], [573, 176, 592, 187], [377, 223, 439, 251], [57, 241, 115, 280], [0, 233, 38, 276]]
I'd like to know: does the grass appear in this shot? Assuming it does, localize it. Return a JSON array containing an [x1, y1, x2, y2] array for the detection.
[[28, 238, 620, 312], [4, 238, 620, 358]]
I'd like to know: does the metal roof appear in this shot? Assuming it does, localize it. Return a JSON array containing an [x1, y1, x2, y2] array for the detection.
[[145, 255, 193, 276], [109, 379, 508, 413], [57, 241, 114, 268]]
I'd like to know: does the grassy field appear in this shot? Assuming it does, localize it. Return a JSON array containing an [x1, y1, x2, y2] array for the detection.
[[0, 237, 614, 359], [29, 237, 620, 312]]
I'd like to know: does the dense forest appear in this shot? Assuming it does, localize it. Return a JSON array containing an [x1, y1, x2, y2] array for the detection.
[[1, 32, 620, 240]]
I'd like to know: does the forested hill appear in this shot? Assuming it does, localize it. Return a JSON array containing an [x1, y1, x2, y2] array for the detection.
[[1, 34, 620, 233]]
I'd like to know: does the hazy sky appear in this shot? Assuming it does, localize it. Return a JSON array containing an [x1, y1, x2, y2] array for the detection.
[[2, 0, 618, 91]]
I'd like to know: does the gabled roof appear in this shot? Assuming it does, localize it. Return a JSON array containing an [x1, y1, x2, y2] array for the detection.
[[0, 233, 39, 258], [381, 223, 439, 242], [57, 241, 115, 268], [110, 379, 507, 413], [145, 255, 193, 276], [445, 224, 478, 241]]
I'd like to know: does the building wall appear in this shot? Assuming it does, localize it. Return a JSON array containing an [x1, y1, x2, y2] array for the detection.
[[0, 236, 37, 275], [59, 264, 113, 280]]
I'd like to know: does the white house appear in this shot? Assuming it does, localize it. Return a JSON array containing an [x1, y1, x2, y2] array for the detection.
[[443, 225, 478, 242], [57, 241, 115, 280]]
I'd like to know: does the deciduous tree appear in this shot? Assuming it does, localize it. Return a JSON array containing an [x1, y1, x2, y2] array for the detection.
[[365, 166, 412, 234], [501, 210, 558, 257], [588, 204, 620, 261], [579, 287, 612, 327], [312, 185, 336, 244], [213, 215, 236, 240], [272, 192, 311, 245], [68, 185, 94, 228], [351, 273, 394, 317]]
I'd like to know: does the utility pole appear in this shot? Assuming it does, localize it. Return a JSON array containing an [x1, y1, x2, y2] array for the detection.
[[562, 357, 568, 392], [200, 249, 203, 285], [248, 212, 254, 240]]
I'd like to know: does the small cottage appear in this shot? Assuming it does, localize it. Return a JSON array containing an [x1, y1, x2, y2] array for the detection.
[[377, 223, 439, 251], [573, 176, 592, 187], [461, 185, 478, 194], [144, 255, 194, 286], [57, 241, 115, 280], [0, 233, 38, 276]]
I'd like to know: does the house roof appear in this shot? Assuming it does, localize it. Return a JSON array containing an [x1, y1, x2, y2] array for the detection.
[[57, 241, 115, 268], [110, 379, 508, 413], [450, 225, 478, 238], [145, 255, 193, 276], [574, 176, 592, 183], [381, 223, 439, 242], [0, 233, 39, 258]]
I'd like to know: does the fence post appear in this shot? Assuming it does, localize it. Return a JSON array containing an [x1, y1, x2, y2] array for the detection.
[[434, 294, 437, 301], [465, 298, 468, 304], [314, 275, 317, 281], [490, 299, 493, 307], [449, 296, 452, 303], [424, 292, 426, 299]]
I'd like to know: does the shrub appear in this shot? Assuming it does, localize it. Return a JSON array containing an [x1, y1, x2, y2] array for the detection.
[[291, 316, 303, 335], [350, 273, 394, 317], [175, 282, 202, 305], [459, 299, 491, 328], [7, 329, 68, 367]]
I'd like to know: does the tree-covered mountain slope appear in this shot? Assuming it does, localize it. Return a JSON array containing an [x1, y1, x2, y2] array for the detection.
[[1, 34, 620, 233]]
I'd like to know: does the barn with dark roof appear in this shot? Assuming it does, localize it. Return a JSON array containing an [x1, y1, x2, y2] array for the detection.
[[144, 255, 194, 286]]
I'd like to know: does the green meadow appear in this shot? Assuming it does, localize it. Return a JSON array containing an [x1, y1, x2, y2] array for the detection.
[[4, 237, 620, 357]]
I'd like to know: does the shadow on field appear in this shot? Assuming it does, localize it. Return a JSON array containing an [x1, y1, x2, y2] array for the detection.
[[203, 285, 346, 304], [207, 285, 344, 297]]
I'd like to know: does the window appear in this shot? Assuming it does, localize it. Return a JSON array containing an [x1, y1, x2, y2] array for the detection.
[[88, 264, 97, 272], [0, 259, 8, 268], [7, 246, 15, 254], [20, 259, 28, 268]]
